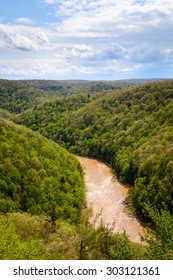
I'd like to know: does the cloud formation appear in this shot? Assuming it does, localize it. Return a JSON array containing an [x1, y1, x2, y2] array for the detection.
[[15, 18, 35, 25], [0, 24, 39, 51], [0, 24, 50, 52], [0, 0, 173, 79]]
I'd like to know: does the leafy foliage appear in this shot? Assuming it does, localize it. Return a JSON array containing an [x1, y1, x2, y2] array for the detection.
[[143, 209, 173, 259], [0, 78, 173, 260], [0, 79, 132, 114], [0, 212, 143, 260], [13, 80, 173, 220], [0, 117, 84, 223]]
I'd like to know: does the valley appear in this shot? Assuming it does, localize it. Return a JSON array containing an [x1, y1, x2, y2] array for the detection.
[[0, 78, 173, 259]]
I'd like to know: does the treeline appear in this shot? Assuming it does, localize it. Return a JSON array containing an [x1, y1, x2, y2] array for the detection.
[[1, 209, 173, 260], [13, 80, 173, 220], [0, 117, 84, 223], [21, 79, 128, 92], [0, 79, 132, 114]]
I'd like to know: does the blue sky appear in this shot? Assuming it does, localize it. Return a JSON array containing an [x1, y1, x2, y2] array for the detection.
[[0, 0, 173, 80]]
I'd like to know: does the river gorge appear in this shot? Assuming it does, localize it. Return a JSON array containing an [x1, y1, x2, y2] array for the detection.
[[77, 156, 145, 243]]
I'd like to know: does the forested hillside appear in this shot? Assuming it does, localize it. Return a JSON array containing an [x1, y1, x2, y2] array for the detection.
[[13, 80, 173, 220], [0, 117, 84, 223], [0, 78, 173, 260], [0, 79, 133, 114]]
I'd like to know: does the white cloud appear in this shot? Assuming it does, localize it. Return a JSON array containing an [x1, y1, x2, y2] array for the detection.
[[15, 18, 35, 25], [0, 54, 82, 79], [64, 43, 127, 68], [37, 32, 49, 45], [1, 0, 173, 79], [71, 45, 92, 58], [53, 0, 173, 38], [0, 24, 51, 52], [0, 24, 39, 51], [41, 0, 58, 4]]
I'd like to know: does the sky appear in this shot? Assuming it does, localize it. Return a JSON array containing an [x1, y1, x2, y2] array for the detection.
[[0, 0, 173, 80]]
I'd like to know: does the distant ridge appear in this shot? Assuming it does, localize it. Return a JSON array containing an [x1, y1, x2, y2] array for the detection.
[[0, 78, 170, 93], [111, 78, 170, 84]]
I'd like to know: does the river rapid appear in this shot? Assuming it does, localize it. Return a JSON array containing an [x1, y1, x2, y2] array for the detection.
[[77, 156, 145, 243]]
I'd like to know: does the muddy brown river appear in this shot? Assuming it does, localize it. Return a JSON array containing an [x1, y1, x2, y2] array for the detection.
[[77, 156, 145, 243]]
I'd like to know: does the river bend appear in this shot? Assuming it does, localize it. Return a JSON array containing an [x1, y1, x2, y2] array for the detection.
[[77, 156, 145, 243]]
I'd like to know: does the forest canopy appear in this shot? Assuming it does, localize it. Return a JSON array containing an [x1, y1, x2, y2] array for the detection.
[[0, 78, 173, 260], [10, 79, 173, 220], [0, 117, 84, 223]]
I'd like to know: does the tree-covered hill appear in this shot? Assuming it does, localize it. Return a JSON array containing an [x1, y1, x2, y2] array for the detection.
[[0, 117, 84, 223], [14, 80, 173, 220], [0, 79, 132, 115], [0, 78, 164, 115], [0, 79, 55, 114], [1, 78, 173, 260]]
